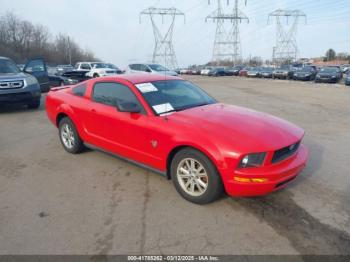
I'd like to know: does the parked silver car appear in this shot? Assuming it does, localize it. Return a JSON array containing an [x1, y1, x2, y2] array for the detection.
[[128, 63, 178, 76]]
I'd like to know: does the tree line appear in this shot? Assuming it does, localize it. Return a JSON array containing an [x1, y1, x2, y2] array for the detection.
[[0, 12, 99, 65], [324, 49, 350, 62]]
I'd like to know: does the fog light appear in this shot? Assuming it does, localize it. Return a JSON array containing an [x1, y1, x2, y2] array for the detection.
[[251, 178, 268, 183], [234, 177, 251, 183], [234, 177, 268, 183]]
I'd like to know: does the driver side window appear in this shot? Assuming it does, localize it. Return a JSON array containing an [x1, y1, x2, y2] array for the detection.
[[81, 63, 91, 70], [24, 59, 45, 73], [140, 64, 150, 72], [92, 82, 145, 114]]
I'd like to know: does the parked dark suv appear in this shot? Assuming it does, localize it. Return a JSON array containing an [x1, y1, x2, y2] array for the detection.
[[0, 57, 42, 108]]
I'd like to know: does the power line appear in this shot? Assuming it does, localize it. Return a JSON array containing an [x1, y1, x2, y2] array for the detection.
[[140, 7, 185, 70], [206, 0, 249, 65], [268, 9, 307, 65]]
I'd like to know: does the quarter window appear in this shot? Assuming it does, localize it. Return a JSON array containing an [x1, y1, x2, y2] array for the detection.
[[92, 82, 145, 114], [72, 83, 87, 97], [24, 59, 45, 73]]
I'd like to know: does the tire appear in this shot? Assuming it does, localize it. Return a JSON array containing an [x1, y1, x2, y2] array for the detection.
[[58, 117, 85, 154], [27, 99, 40, 109], [170, 148, 224, 204], [93, 73, 99, 78]]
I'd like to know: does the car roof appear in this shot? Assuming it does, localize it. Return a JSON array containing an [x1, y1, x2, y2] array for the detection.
[[104, 73, 181, 84]]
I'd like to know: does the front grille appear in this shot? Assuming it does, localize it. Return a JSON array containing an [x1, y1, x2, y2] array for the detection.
[[271, 141, 300, 164], [0, 80, 24, 89]]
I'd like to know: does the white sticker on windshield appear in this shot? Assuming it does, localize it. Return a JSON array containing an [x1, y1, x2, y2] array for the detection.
[[152, 103, 174, 114], [135, 83, 158, 93]]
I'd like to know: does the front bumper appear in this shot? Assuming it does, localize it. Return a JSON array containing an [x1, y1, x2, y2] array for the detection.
[[315, 77, 337, 83], [0, 91, 41, 104], [0, 82, 41, 105], [294, 75, 312, 81], [274, 73, 288, 78], [222, 144, 308, 197]]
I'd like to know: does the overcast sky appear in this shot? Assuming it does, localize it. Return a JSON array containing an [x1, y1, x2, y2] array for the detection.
[[2, 0, 350, 68]]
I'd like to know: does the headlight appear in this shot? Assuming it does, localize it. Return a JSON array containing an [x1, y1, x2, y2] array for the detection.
[[25, 76, 38, 86], [316, 75, 320, 78], [239, 153, 266, 168], [331, 76, 336, 78]]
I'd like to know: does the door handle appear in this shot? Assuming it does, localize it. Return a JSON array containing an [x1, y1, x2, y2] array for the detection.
[[91, 109, 97, 113]]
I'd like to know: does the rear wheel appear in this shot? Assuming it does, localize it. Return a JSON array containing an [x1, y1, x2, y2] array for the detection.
[[58, 117, 85, 154], [93, 73, 99, 78], [170, 148, 224, 204]]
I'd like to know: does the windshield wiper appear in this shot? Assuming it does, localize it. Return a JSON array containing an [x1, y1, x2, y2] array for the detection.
[[175, 102, 210, 112]]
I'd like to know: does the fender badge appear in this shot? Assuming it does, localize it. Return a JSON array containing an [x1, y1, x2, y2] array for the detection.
[[151, 140, 158, 148]]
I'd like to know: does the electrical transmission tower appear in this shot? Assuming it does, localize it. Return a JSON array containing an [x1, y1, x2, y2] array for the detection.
[[140, 7, 185, 70], [206, 0, 248, 65], [268, 9, 306, 66]]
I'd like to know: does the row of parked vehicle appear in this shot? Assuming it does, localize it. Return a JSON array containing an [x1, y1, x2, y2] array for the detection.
[[1, 54, 185, 110], [179, 65, 350, 85], [0, 56, 128, 109]]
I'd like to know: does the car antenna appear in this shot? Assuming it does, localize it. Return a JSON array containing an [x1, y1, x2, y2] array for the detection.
[[164, 47, 169, 121]]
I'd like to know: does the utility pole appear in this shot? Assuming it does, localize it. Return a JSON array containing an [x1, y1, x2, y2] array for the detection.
[[268, 9, 306, 66], [206, 0, 248, 65], [67, 36, 72, 65], [140, 7, 185, 70]]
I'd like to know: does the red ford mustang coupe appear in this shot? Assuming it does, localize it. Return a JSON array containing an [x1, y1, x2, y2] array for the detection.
[[46, 74, 308, 204]]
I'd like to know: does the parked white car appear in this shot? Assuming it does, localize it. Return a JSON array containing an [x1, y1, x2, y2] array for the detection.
[[179, 69, 189, 74], [201, 67, 213, 76], [128, 63, 178, 76], [74, 62, 121, 77]]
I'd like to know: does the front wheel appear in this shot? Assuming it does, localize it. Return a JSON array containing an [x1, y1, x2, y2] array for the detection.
[[58, 117, 85, 154], [171, 148, 224, 204]]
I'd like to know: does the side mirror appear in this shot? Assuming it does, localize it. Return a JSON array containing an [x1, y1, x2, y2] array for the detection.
[[116, 100, 141, 113]]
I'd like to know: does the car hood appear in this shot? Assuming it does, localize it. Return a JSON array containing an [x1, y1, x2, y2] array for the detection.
[[0, 72, 29, 81], [167, 103, 304, 153]]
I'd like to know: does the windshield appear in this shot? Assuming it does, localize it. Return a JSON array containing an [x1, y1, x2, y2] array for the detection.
[[299, 67, 314, 72], [138, 80, 216, 115], [320, 67, 338, 73], [91, 63, 109, 69], [281, 65, 291, 70], [106, 63, 119, 70], [261, 67, 273, 72], [148, 64, 169, 72], [0, 59, 20, 74]]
